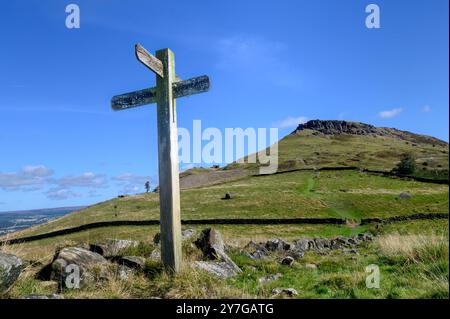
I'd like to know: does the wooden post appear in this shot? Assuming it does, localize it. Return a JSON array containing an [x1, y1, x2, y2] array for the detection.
[[111, 44, 210, 273], [155, 48, 182, 272]]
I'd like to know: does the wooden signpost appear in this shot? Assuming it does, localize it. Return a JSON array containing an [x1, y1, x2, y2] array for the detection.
[[111, 44, 210, 272]]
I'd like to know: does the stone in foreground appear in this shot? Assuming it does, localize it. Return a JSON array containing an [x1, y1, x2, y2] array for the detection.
[[49, 247, 108, 288], [265, 239, 291, 252], [258, 273, 283, 283], [193, 261, 241, 279], [280, 256, 295, 266], [195, 228, 226, 260], [89, 239, 138, 258], [193, 228, 242, 278], [242, 241, 269, 260], [0, 252, 23, 293], [272, 288, 298, 297], [113, 256, 146, 269]]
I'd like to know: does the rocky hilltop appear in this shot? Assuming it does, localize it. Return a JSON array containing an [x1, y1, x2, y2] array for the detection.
[[293, 120, 448, 147]]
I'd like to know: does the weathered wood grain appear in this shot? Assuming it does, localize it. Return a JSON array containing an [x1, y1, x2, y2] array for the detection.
[[156, 48, 182, 273], [135, 43, 164, 78], [111, 75, 210, 111], [111, 87, 157, 110], [174, 75, 210, 98]]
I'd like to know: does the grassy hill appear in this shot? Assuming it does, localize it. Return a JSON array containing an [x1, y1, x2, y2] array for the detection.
[[1, 120, 448, 299], [227, 120, 449, 177]]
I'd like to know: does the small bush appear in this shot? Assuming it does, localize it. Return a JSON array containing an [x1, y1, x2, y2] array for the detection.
[[392, 153, 417, 175]]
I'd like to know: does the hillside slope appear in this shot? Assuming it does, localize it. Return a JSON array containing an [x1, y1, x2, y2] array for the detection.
[[226, 120, 448, 175], [3, 120, 448, 242]]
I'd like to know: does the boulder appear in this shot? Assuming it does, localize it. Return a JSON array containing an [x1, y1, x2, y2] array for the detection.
[[265, 239, 291, 252], [314, 238, 330, 250], [0, 252, 23, 293], [307, 239, 316, 250], [399, 192, 412, 199], [347, 237, 359, 245], [294, 239, 311, 251], [194, 228, 226, 260], [358, 232, 373, 241], [272, 288, 298, 297], [181, 229, 196, 242], [89, 239, 138, 258], [152, 233, 161, 245], [280, 256, 295, 266], [194, 228, 242, 278], [149, 248, 161, 261], [242, 241, 269, 260], [258, 273, 283, 284], [222, 193, 233, 200], [333, 236, 352, 249], [50, 247, 108, 288], [113, 256, 145, 269], [193, 261, 241, 279], [285, 249, 305, 260]]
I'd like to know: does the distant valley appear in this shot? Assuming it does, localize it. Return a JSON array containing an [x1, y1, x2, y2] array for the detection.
[[0, 206, 86, 236]]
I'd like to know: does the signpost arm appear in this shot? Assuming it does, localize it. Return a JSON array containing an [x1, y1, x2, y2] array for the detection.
[[156, 48, 182, 272]]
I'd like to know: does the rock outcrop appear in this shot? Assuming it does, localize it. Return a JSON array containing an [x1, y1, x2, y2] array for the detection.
[[0, 252, 23, 293], [89, 239, 138, 258], [293, 120, 448, 147], [48, 247, 108, 288], [112, 256, 145, 269], [272, 287, 298, 297], [194, 228, 226, 260], [193, 228, 242, 278], [258, 273, 283, 283], [242, 232, 374, 264]]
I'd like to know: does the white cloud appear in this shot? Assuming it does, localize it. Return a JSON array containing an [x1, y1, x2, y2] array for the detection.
[[46, 187, 79, 200], [274, 116, 308, 129], [0, 165, 111, 201], [378, 108, 403, 119], [422, 105, 431, 112], [53, 172, 107, 188], [0, 165, 53, 191], [112, 173, 150, 184], [21, 165, 53, 177]]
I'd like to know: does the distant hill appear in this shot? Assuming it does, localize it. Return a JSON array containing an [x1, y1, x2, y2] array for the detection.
[[225, 120, 448, 178], [294, 120, 447, 147]]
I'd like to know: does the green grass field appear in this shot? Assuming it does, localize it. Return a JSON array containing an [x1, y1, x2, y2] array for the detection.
[[2, 168, 448, 299]]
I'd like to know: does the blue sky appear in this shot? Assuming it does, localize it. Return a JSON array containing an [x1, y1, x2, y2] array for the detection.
[[0, 0, 448, 211]]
